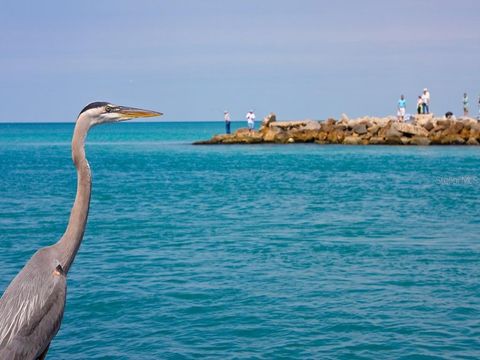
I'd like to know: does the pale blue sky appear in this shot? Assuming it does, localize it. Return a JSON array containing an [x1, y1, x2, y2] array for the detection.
[[1, 0, 479, 122]]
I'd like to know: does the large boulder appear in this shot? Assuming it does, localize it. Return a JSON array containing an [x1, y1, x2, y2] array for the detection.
[[449, 121, 464, 134], [414, 114, 434, 126], [352, 123, 368, 135], [260, 113, 277, 132], [270, 121, 307, 130], [291, 129, 319, 142], [461, 117, 479, 130], [367, 125, 381, 135], [327, 129, 345, 144], [274, 131, 292, 143], [343, 135, 363, 145], [423, 121, 435, 131], [325, 118, 337, 126], [316, 131, 328, 143], [392, 122, 429, 137], [431, 124, 447, 133], [302, 120, 321, 131], [384, 125, 403, 144], [368, 136, 386, 145], [263, 126, 283, 142], [434, 121, 468, 142], [469, 124, 480, 140], [321, 121, 336, 133], [437, 119, 452, 128]]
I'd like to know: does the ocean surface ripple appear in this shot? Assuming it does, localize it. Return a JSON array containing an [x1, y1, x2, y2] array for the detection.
[[0, 122, 479, 359]]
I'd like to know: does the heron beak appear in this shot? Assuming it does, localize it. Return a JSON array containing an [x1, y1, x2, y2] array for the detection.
[[116, 106, 163, 120]]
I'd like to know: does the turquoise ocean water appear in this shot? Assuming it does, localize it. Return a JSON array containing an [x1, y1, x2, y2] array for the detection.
[[0, 122, 479, 359]]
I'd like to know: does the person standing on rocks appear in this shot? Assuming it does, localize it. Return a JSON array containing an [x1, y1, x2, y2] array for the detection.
[[463, 93, 469, 116], [397, 94, 406, 122], [422, 88, 430, 114], [417, 96, 423, 114], [246, 110, 256, 132], [224, 111, 231, 134]]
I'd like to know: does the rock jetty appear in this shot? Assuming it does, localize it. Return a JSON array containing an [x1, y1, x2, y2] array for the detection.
[[194, 113, 480, 145]]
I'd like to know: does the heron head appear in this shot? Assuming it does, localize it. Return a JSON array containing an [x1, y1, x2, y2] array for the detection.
[[78, 102, 163, 126]]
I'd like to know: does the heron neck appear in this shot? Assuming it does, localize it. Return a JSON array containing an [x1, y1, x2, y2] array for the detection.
[[56, 119, 92, 274]]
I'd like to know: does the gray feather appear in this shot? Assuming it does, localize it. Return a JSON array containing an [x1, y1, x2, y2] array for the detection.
[[0, 247, 66, 359]]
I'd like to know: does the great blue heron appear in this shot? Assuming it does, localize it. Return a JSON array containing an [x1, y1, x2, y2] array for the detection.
[[0, 102, 162, 359]]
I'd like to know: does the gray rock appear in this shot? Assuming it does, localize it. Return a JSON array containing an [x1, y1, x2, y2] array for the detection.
[[386, 126, 402, 139], [424, 121, 434, 131], [353, 123, 368, 135], [385, 126, 402, 144]]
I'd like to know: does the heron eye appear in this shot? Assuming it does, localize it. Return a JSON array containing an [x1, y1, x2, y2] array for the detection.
[[105, 106, 112, 113]]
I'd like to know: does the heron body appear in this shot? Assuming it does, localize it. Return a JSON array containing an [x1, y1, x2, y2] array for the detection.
[[0, 102, 161, 359]]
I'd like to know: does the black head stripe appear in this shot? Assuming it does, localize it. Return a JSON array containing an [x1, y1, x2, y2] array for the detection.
[[79, 102, 111, 116]]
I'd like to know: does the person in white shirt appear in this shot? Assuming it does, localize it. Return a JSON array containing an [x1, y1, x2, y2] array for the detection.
[[224, 111, 231, 134], [422, 88, 430, 114], [246, 111, 256, 132]]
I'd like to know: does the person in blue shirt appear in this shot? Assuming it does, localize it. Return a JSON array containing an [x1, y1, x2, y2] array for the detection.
[[397, 95, 406, 122]]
